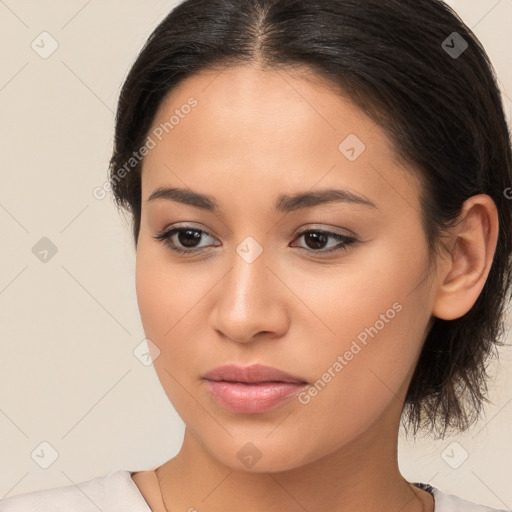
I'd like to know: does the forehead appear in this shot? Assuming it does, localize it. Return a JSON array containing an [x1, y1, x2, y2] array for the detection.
[[140, 65, 422, 215]]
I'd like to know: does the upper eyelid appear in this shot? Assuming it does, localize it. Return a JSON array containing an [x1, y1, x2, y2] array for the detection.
[[161, 225, 356, 247], [162, 224, 353, 238]]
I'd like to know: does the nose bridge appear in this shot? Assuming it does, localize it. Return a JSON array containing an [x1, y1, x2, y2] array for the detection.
[[225, 236, 270, 314], [210, 235, 288, 342]]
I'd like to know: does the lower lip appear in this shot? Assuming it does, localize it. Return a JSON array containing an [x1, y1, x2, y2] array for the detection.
[[204, 380, 307, 413]]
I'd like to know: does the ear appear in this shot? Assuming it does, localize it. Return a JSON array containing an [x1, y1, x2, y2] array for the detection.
[[432, 194, 499, 321]]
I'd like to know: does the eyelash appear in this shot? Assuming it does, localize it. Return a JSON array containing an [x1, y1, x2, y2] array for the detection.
[[153, 225, 357, 256]]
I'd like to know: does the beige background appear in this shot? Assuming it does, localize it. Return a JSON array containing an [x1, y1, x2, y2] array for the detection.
[[0, 0, 511, 507]]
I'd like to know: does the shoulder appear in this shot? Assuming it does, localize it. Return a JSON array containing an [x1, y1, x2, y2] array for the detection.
[[429, 485, 511, 512], [0, 469, 150, 512]]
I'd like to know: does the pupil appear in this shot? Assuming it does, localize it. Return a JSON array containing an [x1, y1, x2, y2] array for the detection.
[[179, 229, 201, 247], [306, 232, 327, 249]]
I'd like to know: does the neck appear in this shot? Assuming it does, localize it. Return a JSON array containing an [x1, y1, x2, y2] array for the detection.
[[156, 411, 431, 512]]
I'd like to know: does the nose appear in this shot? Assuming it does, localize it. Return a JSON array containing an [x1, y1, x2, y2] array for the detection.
[[208, 244, 290, 344]]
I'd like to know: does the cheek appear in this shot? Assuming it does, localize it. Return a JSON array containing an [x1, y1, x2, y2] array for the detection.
[[297, 237, 429, 414], [135, 241, 200, 336], [135, 240, 184, 361], [134, 244, 203, 410], [290, 276, 426, 450], [135, 252, 166, 338], [134, 241, 215, 371], [289, 227, 428, 341]]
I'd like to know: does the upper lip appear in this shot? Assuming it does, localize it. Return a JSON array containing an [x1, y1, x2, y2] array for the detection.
[[202, 364, 308, 384]]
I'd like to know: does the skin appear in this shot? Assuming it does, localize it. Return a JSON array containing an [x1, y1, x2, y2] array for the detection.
[[131, 64, 499, 512]]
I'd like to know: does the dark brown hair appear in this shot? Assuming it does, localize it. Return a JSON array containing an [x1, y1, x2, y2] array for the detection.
[[108, 0, 512, 439]]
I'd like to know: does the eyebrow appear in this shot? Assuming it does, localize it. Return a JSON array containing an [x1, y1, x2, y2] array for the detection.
[[145, 186, 377, 213]]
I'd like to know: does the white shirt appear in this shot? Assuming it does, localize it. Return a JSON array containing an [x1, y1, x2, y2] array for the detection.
[[0, 469, 510, 512]]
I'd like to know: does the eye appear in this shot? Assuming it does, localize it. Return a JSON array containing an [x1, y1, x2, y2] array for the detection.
[[291, 228, 357, 254], [153, 226, 219, 254], [153, 225, 358, 256]]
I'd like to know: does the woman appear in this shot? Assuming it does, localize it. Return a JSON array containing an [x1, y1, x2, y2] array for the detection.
[[2, 0, 511, 510]]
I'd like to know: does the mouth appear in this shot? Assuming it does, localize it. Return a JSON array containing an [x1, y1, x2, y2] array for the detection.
[[201, 363, 308, 385], [203, 380, 307, 413], [201, 364, 308, 413], [210, 380, 301, 384]]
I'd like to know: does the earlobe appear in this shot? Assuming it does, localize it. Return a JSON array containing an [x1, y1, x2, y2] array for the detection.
[[432, 194, 499, 321]]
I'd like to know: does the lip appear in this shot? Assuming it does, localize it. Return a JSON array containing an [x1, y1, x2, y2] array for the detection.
[[204, 380, 307, 413], [202, 364, 308, 384], [202, 364, 308, 414]]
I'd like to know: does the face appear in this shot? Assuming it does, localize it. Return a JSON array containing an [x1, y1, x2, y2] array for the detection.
[[135, 64, 438, 472]]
